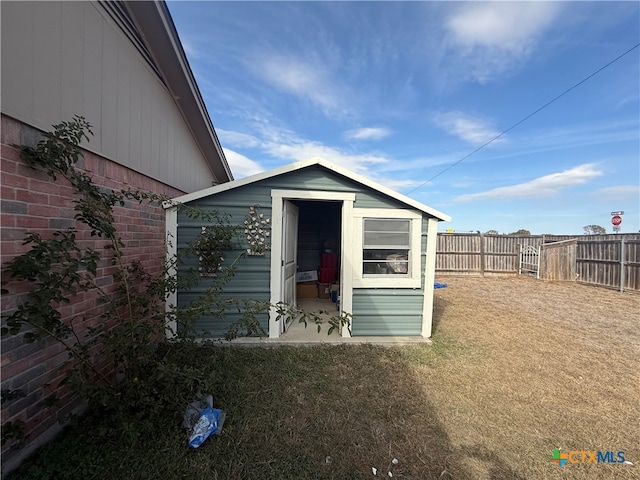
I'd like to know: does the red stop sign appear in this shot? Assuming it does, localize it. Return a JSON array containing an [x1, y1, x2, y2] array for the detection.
[[612, 215, 622, 226]]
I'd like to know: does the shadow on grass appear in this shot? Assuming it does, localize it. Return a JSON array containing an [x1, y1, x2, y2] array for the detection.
[[431, 292, 451, 336], [7, 344, 524, 480]]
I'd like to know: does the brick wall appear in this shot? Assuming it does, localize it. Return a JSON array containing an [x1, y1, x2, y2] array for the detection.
[[0, 114, 185, 473]]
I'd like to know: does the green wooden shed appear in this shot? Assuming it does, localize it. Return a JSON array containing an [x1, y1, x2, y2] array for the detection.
[[165, 158, 450, 339]]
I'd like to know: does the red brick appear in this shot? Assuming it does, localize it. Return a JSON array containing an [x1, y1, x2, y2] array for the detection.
[[27, 178, 62, 195], [0, 145, 23, 163], [17, 189, 49, 205], [2, 172, 30, 191], [0, 227, 27, 241], [1, 213, 16, 227], [16, 216, 49, 229], [0, 242, 31, 256], [27, 204, 60, 218], [48, 194, 73, 208], [0, 117, 182, 466], [57, 207, 75, 218], [0, 356, 31, 380], [71, 298, 104, 317], [28, 344, 64, 367], [17, 163, 50, 182], [0, 186, 16, 200], [1, 158, 19, 175]]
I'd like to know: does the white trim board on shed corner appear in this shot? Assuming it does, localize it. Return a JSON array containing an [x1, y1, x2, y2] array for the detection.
[[163, 158, 451, 222]]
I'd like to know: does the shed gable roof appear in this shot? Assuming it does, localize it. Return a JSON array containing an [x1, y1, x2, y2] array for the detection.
[[167, 158, 451, 222]]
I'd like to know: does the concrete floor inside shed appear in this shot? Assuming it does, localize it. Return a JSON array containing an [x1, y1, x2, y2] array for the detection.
[[280, 298, 341, 341]]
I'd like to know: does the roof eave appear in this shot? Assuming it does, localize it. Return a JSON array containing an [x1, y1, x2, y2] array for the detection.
[[124, 0, 233, 185]]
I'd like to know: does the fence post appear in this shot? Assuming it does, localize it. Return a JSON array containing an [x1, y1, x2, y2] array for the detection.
[[479, 231, 485, 276], [620, 238, 626, 292]]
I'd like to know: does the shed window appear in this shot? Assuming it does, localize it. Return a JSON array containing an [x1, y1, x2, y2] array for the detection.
[[353, 209, 422, 288], [363, 219, 410, 276]]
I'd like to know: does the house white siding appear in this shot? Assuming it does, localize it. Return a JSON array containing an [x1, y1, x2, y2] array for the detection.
[[1, 1, 216, 192]]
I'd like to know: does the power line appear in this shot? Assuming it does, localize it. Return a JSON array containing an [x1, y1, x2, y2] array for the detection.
[[407, 42, 640, 194]]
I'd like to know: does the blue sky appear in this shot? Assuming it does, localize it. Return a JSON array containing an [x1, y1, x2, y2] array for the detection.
[[167, 1, 639, 235]]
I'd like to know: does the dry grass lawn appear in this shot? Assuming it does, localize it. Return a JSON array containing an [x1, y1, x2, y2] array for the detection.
[[425, 275, 639, 479], [9, 276, 639, 479]]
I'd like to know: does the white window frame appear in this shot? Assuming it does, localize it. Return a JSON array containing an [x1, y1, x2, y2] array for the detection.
[[352, 209, 422, 288]]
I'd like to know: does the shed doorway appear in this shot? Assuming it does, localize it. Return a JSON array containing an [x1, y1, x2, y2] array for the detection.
[[279, 200, 342, 334], [269, 190, 355, 338], [293, 199, 342, 293], [288, 201, 342, 336]]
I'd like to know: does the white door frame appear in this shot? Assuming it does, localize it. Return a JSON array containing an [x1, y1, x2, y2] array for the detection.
[[269, 189, 355, 338], [280, 200, 299, 333]]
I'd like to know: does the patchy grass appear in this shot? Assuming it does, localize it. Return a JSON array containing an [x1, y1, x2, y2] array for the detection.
[[7, 277, 639, 479]]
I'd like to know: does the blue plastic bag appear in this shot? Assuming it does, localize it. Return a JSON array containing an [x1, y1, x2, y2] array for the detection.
[[434, 282, 448, 289], [187, 406, 226, 449]]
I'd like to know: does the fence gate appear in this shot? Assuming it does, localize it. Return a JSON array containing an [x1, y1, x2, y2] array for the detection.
[[519, 245, 540, 278]]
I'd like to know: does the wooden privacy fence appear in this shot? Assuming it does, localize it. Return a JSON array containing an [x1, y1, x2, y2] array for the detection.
[[436, 233, 640, 292], [576, 238, 640, 292], [436, 233, 541, 276]]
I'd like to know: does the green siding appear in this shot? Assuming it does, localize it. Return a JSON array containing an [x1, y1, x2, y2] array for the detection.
[[351, 290, 423, 336], [177, 186, 273, 337], [176, 165, 434, 337]]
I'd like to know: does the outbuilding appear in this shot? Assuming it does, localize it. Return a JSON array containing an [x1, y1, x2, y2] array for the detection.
[[166, 158, 450, 340]]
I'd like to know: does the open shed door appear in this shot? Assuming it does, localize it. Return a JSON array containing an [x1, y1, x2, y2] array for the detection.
[[281, 200, 299, 332]]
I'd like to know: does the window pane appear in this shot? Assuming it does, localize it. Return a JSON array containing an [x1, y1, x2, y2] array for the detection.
[[364, 231, 409, 247], [364, 218, 410, 233], [363, 218, 410, 249], [363, 249, 409, 275], [362, 218, 413, 277]]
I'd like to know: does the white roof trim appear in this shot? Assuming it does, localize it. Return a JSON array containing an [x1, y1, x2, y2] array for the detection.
[[165, 158, 451, 222]]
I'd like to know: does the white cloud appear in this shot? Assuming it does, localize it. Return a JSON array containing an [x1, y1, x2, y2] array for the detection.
[[263, 140, 387, 174], [223, 148, 265, 179], [433, 111, 502, 146], [344, 127, 392, 142], [447, 2, 559, 50], [218, 129, 261, 149], [256, 55, 348, 117], [218, 126, 388, 176], [445, 2, 561, 82], [454, 163, 603, 202]]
